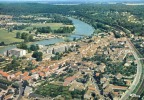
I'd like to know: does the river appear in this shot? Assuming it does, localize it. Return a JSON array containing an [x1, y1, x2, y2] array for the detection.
[[0, 17, 94, 54]]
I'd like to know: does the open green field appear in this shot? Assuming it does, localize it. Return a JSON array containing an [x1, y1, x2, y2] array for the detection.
[[0, 29, 23, 44], [0, 23, 73, 44], [25, 23, 73, 30]]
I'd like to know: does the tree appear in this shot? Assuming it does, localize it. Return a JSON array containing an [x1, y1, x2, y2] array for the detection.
[[30, 45, 39, 51], [73, 37, 76, 41], [17, 42, 28, 50], [32, 51, 43, 61], [22, 80, 29, 88], [4, 58, 20, 71], [52, 48, 55, 54], [28, 35, 34, 42], [0, 42, 5, 46], [16, 32, 21, 38], [37, 26, 52, 33]]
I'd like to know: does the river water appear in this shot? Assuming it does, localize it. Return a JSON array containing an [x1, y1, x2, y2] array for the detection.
[[0, 17, 94, 54]]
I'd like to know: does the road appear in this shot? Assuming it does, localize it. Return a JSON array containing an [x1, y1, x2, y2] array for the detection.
[[131, 60, 144, 100], [90, 75, 104, 99], [16, 81, 24, 100], [120, 39, 143, 100]]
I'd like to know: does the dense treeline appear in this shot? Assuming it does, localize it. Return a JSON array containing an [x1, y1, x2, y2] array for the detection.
[[36, 26, 51, 33], [54, 26, 75, 33], [1, 3, 144, 35], [13, 14, 73, 25], [13, 24, 29, 30], [35, 83, 85, 99], [45, 14, 73, 25], [36, 26, 75, 34], [16, 32, 34, 42], [72, 4, 144, 35]]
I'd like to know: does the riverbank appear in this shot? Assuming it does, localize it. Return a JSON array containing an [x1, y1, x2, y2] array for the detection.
[[0, 17, 94, 54]]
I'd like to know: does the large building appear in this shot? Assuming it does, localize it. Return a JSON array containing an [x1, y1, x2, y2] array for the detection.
[[46, 44, 72, 54], [5, 48, 26, 57]]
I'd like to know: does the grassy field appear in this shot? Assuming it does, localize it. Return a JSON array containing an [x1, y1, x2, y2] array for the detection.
[[0, 29, 23, 44], [26, 23, 73, 30], [0, 23, 73, 44]]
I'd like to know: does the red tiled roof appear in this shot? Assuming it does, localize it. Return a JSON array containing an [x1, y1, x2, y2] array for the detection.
[[15, 71, 22, 76], [53, 65, 59, 70], [96, 73, 100, 76], [4, 94, 13, 100], [63, 81, 70, 86], [113, 92, 119, 96], [0, 70, 3, 73], [112, 85, 127, 90], [23, 72, 29, 76], [37, 66, 43, 70], [0, 71, 9, 78], [39, 72, 45, 77], [42, 68, 50, 72], [65, 76, 76, 82], [31, 70, 36, 73], [23, 76, 31, 80], [88, 86, 96, 91]]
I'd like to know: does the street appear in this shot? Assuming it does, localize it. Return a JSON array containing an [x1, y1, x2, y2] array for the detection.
[[120, 39, 143, 100]]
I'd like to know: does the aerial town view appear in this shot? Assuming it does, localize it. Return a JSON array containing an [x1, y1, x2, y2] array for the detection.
[[0, 0, 144, 100]]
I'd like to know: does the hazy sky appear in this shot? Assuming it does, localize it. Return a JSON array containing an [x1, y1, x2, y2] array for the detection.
[[0, 0, 142, 2]]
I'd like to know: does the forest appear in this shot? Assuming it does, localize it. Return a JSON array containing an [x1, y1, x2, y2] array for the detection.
[[0, 3, 144, 36]]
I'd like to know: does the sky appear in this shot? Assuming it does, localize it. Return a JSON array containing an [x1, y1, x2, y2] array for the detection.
[[0, 0, 143, 2]]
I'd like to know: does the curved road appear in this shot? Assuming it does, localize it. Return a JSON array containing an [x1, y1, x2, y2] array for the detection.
[[120, 39, 143, 100]]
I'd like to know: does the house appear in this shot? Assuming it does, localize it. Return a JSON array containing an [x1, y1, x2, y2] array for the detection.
[[103, 85, 113, 95], [84, 85, 97, 100], [63, 76, 76, 86], [4, 94, 13, 100], [96, 73, 100, 77], [39, 72, 45, 78], [69, 80, 85, 91], [116, 73, 123, 79], [8, 74, 15, 81], [46, 44, 72, 54], [88, 86, 96, 91], [52, 64, 59, 71], [102, 81, 109, 89], [31, 74, 39, 80], [78, 67, 89, 72], [0, 70, 10, 79], [15, 71, 22, 80], [84, 92, 92, 100], [97, 63, 106, 73], [22, 72, 29, 78], [22, 76, 31, 82], [5, 48, 26, 57], [24, 86, 33, 97], [100, 77, 107, 84], [111, 85, 127, 91], [124, 79, 132, 86], [31, 69, 37, 74], [124, 62, 131, 67]]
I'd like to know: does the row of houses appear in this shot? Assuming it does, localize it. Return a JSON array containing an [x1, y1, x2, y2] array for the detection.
[[46, 43, 76, 54]]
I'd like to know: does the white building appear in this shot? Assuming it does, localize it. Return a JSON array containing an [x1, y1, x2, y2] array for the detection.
[[46, 44, 72, 54], [5, 48, 26, 57], [24, 86, 33, 97]]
